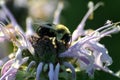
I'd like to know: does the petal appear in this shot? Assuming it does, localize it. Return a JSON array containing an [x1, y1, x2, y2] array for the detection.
[[86, 63, 95, 77], [71, 1, 103, 42], [87, 41, 113, 66], [94, 64, 120, 78], [36, 62, 43, 80], [1, 59, 14, 76], [48, 63, 54, 80], [53, 1, 64, 24], [0, 66, 17, 80], [0, 2, 23, 33], [54, 63, 60, 80], [26, 61, 36, 72], [0, 57, 28, 80], [25, 17, 35, 36], [13, 57, 29, 69], [15, 48, 22, 61], [0, 53, 15, 67], [63, 62, 76, 80], [0, 9, 9, 23]]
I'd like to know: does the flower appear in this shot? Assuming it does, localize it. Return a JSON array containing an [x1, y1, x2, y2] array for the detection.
[[0, 0, 120, 80], [60, 22, 120, 77]]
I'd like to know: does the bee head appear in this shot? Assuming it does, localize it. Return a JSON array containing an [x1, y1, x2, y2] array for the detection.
[[36, 23, 56, 37], [36, 23, 71, 43]]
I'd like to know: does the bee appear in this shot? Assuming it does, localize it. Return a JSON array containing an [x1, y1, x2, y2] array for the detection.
[[36, 23, 71, 43], [28, 23, 71, 64]]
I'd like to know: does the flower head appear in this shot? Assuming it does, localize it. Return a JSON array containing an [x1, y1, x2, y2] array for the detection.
[[0, 0, 120, 80]]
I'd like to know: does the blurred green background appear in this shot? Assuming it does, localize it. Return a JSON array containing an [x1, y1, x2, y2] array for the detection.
[[6, 0, 120, 80]]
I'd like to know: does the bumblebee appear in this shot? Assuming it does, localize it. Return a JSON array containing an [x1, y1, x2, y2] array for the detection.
[[36, 23, 71, 43], [28, 23, 71, 64]]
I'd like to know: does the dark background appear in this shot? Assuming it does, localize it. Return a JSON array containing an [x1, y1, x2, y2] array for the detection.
[[6, 0, 120, 80]]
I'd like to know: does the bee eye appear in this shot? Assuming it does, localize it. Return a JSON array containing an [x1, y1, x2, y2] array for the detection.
[[61, 33, 71, 43]]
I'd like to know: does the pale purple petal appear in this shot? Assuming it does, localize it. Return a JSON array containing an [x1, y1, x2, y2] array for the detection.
[[94, 64, 119, 78], [17, 31, 35, 54], [0, 57, 28, 80], [17, 31, 35, 55], [61, 22, 119, 76], [86, 64, 95, 77], [0, 22, 11, 39], [1, 59, 14, 76], [0, 9, 10, 23], [0, 53, 15, 67], [63, 62, 76, 80], [36, 62, 43, 80], [12, 57, 29, 69], [54, 63, 60, 80], [0, 60, 3, 66], [94, 52, 102, 68], [25, 17, 35, 36], [71, 1, 103, 42], [15, 48, 22, 61], [100, 25, 120, 38], [26, 61, 36, 72], [1, 3, 18, 26], [0, 36, 7, 42], [53, 1, 64, 24], [0, 1, 24, 33], [87, 41, 113, 66], [0, 66, 17, 80], [48, 63, 54, 80], [59, 46, 90, 65]]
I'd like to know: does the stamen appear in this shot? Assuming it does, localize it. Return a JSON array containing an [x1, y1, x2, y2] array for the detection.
[[72, 1, 103, 42], [100, 25, 120, 38]]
